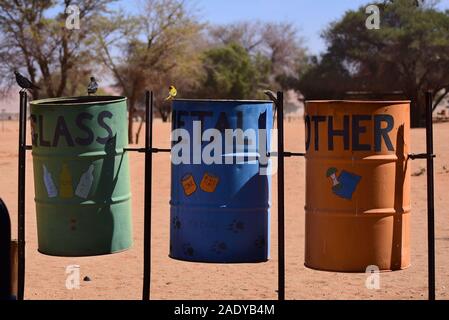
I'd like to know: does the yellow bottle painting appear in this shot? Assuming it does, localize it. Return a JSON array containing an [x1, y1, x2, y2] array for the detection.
[[59, 163, 74, 198]]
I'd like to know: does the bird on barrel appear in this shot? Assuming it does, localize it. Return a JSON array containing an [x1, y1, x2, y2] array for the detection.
[[165, 85, 177, 100], [87, 77, 98, 96], [14, 71, 40, 93], [264, 90, 279, 125]]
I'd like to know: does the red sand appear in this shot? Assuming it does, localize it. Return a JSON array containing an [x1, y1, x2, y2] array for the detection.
[[0, 118, 448, 300]]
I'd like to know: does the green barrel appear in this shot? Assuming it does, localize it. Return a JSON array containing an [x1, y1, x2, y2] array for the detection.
[[29, 96, 133, 256]]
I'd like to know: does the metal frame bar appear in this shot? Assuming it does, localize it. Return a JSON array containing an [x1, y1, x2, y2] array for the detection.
[[276, 91, 285, 301], [274, 91, 306, 300], [142, 91, 153, 300], [139, 91, 169, 300], [425, 91, 436, 301], [408, 91, 436, 300], [17, 91, 27, 300]]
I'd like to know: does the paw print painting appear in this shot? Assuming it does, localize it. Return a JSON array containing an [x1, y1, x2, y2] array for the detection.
[[172, 216, 181, 230], [228, 220, 245, 233], [326, 167, 361, 200], [200, 172, 219, 193], [183, 243, 194, 257], [255, 236, 266, 249], [211, 241, 227, 254], [181, 174, 197, 196]]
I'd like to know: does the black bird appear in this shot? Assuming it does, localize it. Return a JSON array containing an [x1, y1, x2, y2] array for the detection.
[[264, 90, 279, 125], [87, 77, 98, 95], [14, 71, 40, 92], [264, 90, 278, 105]]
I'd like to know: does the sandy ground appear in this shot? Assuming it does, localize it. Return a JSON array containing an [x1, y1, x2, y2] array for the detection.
[[1, 116, 449, 300]]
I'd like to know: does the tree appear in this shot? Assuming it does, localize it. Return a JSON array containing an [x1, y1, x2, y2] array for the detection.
[[0, 0, 113, 99], [294, 0, 449, 127], [208, 21, 307, 93], [95, 0, 204, 143], [195, 43, 261, 99]]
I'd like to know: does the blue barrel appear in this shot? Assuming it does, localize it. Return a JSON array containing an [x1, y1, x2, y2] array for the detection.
[[170, 99, 273, 263]]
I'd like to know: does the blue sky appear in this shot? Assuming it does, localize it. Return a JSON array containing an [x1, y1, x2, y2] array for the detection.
[[193, 0, 377, 54], [115, 0, 449, 55]]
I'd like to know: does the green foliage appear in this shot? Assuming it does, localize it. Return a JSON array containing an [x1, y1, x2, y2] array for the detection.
[[196, 43, 261, 99], [295, 0, 449, 126], [0, 0, 115, 98], [206, 21, 307, 97]]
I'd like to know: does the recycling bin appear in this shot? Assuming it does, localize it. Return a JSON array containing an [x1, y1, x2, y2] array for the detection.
[[304, 100, 411, 271], [170, 99, 273, 263], [29, 96, 133, 256]]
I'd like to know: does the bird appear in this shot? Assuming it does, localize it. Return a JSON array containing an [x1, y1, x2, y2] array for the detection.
[[264, 90, 278, 105], [264, 90, 279, 125], [87, 77, 98, 95], [14, 71, 40, 92], [165, 85, 177, 100]]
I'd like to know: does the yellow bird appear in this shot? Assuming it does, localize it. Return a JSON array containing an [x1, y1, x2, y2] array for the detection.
[[165, 85, 177, 100]]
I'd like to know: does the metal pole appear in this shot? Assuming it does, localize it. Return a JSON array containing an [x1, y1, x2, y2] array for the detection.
[[276, 91, 285, 301], [142, 91, 153, 300], [425, 91, 435, 300], [17, 91, 27, 300]]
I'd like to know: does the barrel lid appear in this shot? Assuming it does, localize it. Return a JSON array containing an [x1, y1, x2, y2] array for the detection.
[[173, 98, 272, 103], [306, 100, 410, 104], [30, 96, 127, 106]]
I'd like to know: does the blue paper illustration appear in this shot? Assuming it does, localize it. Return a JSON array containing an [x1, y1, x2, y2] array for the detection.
[[326, 167, 361, 200]]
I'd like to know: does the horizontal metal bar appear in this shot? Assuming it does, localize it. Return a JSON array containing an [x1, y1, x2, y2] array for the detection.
[[124, 147, 146, 153], [124, 147, 171, 153], [408, 153, 436, 160], [153, 148, 171, 153], [269, 151, 306, 157], [25, 145, 32, 151], [284, 151, 306, 157]]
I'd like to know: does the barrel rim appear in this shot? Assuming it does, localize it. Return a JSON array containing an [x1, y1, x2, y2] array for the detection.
[[30, 95, 127, 106], [305, 99, 411, 104], [173, 98, 272, 104]]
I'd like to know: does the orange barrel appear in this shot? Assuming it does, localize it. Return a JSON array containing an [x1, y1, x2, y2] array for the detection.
[[304, 100, 410, 272]]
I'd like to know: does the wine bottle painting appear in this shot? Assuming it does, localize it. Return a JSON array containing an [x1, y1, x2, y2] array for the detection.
[[42, 164, 95, 199], [42, 164, 58, 198], [75, 165, 95, 199]]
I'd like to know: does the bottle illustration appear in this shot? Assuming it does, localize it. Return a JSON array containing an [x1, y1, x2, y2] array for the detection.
[[42, 165, 58, 198], [59, 163, 74, 198], [75, 165, 95, 199]]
